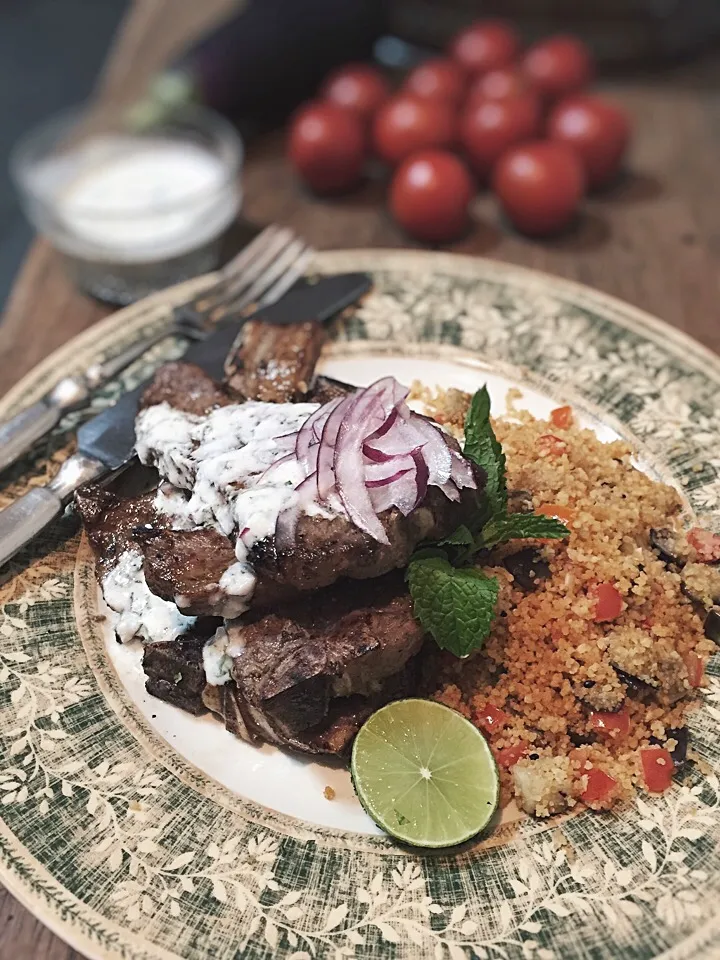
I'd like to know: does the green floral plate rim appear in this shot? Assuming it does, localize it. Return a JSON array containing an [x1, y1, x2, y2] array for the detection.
[[0, 249, 718, 960]]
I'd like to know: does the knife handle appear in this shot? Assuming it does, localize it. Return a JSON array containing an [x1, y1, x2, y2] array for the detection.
[[0, 401, 61, 474], [0, 454, 104, 568]]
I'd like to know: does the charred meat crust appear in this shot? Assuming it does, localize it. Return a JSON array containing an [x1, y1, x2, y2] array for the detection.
[[140, 528, 239, 615], [143, 621, 220, 716], [139, 362, 232, 415], [225, 319, 326, 402], [308, 375, 353, 404], [251, 485, 478, 598], [138, 358, 350, 416], [141, 575, 424, 756], [222, 654, 422, 756], [74, 484, 163, 578], [228, 574, 425, 739], [136, 484, 476, 617]]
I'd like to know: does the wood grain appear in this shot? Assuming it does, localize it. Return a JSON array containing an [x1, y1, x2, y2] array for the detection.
[[2, 1, 720, 957]]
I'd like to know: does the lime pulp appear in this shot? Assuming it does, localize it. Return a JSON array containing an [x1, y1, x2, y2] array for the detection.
[[351, 698, 499, 848]]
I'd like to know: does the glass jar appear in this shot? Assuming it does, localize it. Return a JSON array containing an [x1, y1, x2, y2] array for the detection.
[[11, 104, 243, 305]]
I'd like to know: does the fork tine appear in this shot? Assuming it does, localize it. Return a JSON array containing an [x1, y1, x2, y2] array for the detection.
[[257, 247, 315, 307], [213, 240, 310, 320], [192, 225, 285, 312], [234, 238, 307, 307], [211, 227, 297, 304], [219, 224, 281, 281]]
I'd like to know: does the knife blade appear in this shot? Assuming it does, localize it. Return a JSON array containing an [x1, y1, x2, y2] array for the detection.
[[0, 271, 372, 568]]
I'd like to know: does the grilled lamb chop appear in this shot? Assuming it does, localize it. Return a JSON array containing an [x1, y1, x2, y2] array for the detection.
[[143, 620, 220, 715], [208, 655, 421, 756], [138, 482, 476, 617], [137, 327, 346, 424], [228, 573, 424, 734], [139, 361, 232, 415], [139, 527, 245, 619], [225, 319, 326, 402], [141, 574, 424, 755], [250, 483, 476, 598], [75, 484, 164, 578]]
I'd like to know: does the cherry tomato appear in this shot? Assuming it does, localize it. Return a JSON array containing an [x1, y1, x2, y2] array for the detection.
[[373, 95, 457, 166], [550, 405, 574, 429], [591, 582, 623, 623], [321, 63, 390, 124], [467, 67, 537, 105], [580, 768, 617, 805], [684, 653, 704, 688], [537, 503, 574, 524], [589, 710, 630, 739], [494, 743, 527, 769], [537, 434, 568, 458], [641, 747, 674, 793], [389, 150, 474, 243], [288, 102, 366, 195], [449, 20, 520, 77], [522, 35, 595, 100], [475, 703, 509, 733], [460, 96, 541, 180], [687, 527, 720, 563], [492, 141, 585, 236], [404, 58, 466, 106], [548, 95, 630, 190]]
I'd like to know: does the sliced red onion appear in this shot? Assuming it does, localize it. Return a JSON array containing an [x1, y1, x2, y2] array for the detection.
[[365, 454, 416, 485], [333, 381, 398, 544], [256, 450, 296, 484], [274, 509, 298, 551], [363, 442, 423, 464], [407, 414, 453, 486], [317, 395, 352, 501], [271, 376, 477, 547], [450, 450, 476, 488], [296, 398, 338, 472], [411, 447, 430, 507], [366, 406, 398, 442], [275, 471, 318, 550], [370, 475, 414, 514], [270, 436, 300, 459], [366, 467, 412, 488], [438, 479, 461, 502]]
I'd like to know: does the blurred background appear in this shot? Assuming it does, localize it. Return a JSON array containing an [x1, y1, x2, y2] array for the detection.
[[0, 0, 126, 304], [3, 0, 720, 309]]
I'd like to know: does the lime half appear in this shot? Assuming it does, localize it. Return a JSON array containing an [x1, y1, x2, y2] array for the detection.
[[351, 698, 499, 848]]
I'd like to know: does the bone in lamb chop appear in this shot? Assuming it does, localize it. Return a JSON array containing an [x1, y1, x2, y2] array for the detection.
[[76, 317, 483, 755], [143, 572, 424, 755]]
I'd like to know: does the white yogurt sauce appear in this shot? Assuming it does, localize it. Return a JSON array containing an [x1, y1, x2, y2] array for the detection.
[[134, 400, 323, 615], [40, 136, 240, 263], [202, 625, 247, 686], [102, 550, 196, 644]]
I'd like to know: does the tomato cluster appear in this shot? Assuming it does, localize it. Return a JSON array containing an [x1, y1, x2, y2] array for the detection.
[[287, 20, 631, 242]]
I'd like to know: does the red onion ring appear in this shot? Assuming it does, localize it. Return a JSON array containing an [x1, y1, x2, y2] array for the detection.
[[272, 376, 477, 546]]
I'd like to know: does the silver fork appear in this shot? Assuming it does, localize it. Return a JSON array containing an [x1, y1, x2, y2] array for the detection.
[[0, 225, 314, 475]]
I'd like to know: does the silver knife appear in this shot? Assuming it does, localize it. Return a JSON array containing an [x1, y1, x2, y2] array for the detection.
[[0, 272, 372, 569], [0, 322, 204, 476]]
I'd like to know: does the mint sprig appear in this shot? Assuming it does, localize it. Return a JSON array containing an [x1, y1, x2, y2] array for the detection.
[[407, 557, 499, 658], [407, 386, 570, 657], [463, 386, 507, 522]]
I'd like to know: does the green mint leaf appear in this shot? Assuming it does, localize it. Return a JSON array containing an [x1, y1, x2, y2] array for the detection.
[[407, 546, 449, 567], [438, 524, 474, 547], [481, 513, 570, 550], [407, 556, 500, 658], [463, 386, 507, 517]]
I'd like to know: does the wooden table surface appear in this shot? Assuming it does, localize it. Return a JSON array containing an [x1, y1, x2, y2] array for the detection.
[[2, 1, 720, 957]]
